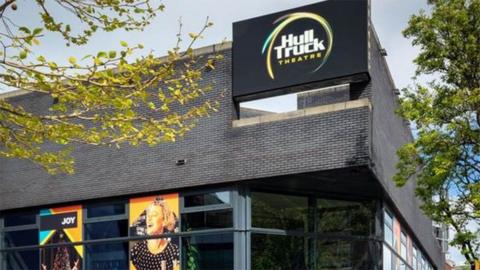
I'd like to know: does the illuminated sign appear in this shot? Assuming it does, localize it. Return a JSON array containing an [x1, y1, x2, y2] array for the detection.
[[233, 0, 369, 99]]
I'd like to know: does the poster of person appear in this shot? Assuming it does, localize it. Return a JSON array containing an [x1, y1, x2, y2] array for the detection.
[[39, 205, 83, 270], [129, 194, 180, 270]]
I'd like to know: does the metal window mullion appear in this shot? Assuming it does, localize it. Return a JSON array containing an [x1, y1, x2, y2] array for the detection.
[[2, 224, 38, 232], [376, 200, 384, 270], [245, 186, 251, 270], [384, 241, 412, 270], [84, 214, 128, 223], [0, 217, 4, 270], [0, 228, 239, 253], [181, 204, 232, 213], [233, 185, 246, 270], [82, 206, 88, 270]]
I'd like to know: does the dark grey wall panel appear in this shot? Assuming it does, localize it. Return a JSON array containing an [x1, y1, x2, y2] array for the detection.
[[368, 30, 444, 268]]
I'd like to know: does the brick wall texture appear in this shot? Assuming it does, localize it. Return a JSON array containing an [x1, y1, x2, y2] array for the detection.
[[0, 30, 443, 268]]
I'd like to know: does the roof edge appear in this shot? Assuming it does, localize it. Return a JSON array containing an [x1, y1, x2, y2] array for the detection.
[[0, 41, 233, 100]]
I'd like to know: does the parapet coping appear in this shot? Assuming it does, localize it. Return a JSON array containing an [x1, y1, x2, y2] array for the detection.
[[0, 41, 233, 100], [233, 98, 371, 128]]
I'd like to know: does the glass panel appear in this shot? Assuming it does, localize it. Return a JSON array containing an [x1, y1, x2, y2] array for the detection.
[[4, 229, 38, 247], [130, 237, 180, 270], [383, 245, 392, 270], [316, 239, 373, 269], [86, 202, 126, 218], [4, 212, 36, 227], [316, 199, 373, 236], [384, 211, 393, 228], [184, 191, 230, 207], [251, 234, 307, 270], [85, 220, 128, 240], [181, 210, 232, 231], [5, 250, 39, 270], [182, 234, 233, 270], [251, 192, 308, 231], [40, 245, 83, 270], [86, 242, 129, 270], [384, 225, 393, 247], [412, 247, 418, 270]]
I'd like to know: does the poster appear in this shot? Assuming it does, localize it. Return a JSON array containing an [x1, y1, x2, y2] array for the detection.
[[39, 205, 83, 270], [129, 194, 180, 270]]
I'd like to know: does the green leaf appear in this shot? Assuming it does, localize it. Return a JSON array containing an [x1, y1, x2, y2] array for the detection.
[[108, 51, 117, 59], [68, 56, 77, 65], [32, 28, 43, 35], [120, 41, 128, 47], [97, 51, 107, 58], [19, 51, 27, 59], [19, 26, 30, 34]]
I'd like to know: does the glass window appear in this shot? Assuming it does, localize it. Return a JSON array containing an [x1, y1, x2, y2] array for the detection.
[[86, 201, 126, 218], [4, 229, 38, 247], [4, 211, 36, 227], [400, 231, 407, 259], [317, 199, 373, 236], [130, 237, 180, 270], [317, 239, 372, 270], [85, 220, 128, 240], [86, 242, 129, 270], [251, 192, 308, 231], [182, 234, 233, 270], [184, 191, 230, 208], [181, 209, 233, 231], [40, 245, 83, 270], [413, 246, 418, 270], [251, 234, 307, 270], [384, 211, 394, 247], [383, 245, 392, 270], [5, 250, 39, 270]]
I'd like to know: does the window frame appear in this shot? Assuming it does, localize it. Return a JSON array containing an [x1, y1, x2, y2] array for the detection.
[[180, 188, 234, 214]]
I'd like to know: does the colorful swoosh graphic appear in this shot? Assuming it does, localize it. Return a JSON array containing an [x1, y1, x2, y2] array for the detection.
[[262, 12, 334, 80]]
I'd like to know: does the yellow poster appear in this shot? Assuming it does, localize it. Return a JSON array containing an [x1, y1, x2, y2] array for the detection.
[[129, 194, 180, 270]]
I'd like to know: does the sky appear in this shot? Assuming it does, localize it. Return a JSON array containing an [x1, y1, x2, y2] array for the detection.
[[4, 0, 467, 265]]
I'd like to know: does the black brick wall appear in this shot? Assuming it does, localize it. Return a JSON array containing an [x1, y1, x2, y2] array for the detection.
[[0, 48, 370, 211], [368, 30, 444, 268], [0, 32, 443, 268]]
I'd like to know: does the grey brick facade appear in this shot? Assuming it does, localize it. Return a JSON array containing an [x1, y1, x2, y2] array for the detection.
[[0, 29, 443, 268]]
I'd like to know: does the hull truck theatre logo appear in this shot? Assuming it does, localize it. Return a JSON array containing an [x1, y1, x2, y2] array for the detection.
[[262, 12, 333, 80]]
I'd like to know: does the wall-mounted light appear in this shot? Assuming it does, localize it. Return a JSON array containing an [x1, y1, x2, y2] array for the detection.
[[176, 159, 187, 166]]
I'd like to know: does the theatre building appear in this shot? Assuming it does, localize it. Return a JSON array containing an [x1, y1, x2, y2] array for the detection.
[[0, 1, 445, 270]]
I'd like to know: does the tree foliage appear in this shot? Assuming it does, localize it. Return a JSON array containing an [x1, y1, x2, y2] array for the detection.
[[394, 0, 480, 266], [0, 1, 222, 174]]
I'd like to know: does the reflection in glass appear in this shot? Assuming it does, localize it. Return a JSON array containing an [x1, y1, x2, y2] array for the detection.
[[86, 242, 129, 270], [184, 191, 230, 207], [86, 202, 126, 218], [251, 234, 307, 270], [316, 199, 373, 236], [316, 239, 372, 270], [251, 192, 308, 231], [4, 211, 36, 227], [383, 245, 392, 270], [40, 245, 82, 270], [5, 250, 40, 270], [181, 210, 232, 231], [182, 234, 233, 270], [85, 220, 128, 240], [4, 229, 38, 247]]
